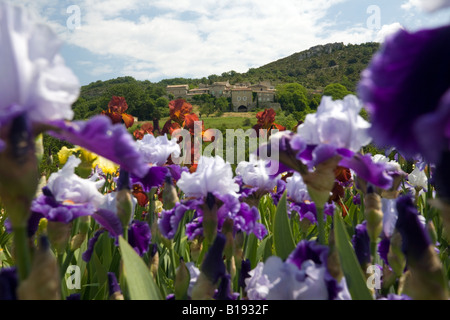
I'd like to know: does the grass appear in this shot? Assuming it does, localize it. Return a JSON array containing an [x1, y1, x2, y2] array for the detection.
[[132, 112, 259, 132]]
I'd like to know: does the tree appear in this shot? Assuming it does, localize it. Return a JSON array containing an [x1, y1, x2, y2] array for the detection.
[[276, 83, 309, 112], [199, 103, 214, 117], [323, 83, 353, 100], [215, 97, 229, 114]]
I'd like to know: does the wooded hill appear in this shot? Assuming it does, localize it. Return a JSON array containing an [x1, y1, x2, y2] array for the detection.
[[72, 42, 380, 120]]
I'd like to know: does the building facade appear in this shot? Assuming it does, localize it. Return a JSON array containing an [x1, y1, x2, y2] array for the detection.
[[166, 80, 279, 112], [166, 85, 189, 99], [231, 88, 254, 112]]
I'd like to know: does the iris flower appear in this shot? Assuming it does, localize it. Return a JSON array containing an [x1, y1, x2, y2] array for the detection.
[[244, 240, 350, 300], [358, 25, 450, 164], [101, 96, 135, 129], [159, 156, 267, 240], [177, 156, 239, 198], [0, 3, 79, 145], [235, 154, 281, 198], [286, 172, 335, 223], [31, 156, 105, 224], [258, 95, 394, 191], [0, 3, 150, 181], [161, 99, 193, 135], [133, 122, 153, 140], [135, 133, 181, 166], [58, 146, 119, 176], [252, 108, 285, 137]]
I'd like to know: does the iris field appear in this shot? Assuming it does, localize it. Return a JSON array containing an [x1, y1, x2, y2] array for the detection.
[[0, 2, 449, 301]]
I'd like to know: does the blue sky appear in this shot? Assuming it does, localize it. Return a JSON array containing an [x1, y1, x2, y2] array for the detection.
[[12, 0, 450, 86]]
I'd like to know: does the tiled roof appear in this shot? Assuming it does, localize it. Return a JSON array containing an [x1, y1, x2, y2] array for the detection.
[[167, 84, 188, 88]]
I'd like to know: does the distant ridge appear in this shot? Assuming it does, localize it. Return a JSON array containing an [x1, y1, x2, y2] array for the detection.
[[157, 42, 380, 92]]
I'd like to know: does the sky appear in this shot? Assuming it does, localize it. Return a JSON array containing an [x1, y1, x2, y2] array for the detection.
[[11, 0, 450, 86]]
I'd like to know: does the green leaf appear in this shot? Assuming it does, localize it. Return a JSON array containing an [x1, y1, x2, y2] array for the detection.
[[334, 212, 373, 300], [273, 192, 296, 260], [245, 233, 258, 269], [256, 235, 272, 263], [119, 236, 162, 300]]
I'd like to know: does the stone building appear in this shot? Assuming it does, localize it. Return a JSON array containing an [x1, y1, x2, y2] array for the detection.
[[209, 81, 231, 98], [167, 80, 279, 112], [231, 88, 254, 112], [166, 84, 189, 99], [256, 90, 275, 104]]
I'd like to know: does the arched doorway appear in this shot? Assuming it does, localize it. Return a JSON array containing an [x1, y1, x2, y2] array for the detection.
[[238, 105, 248, 112]]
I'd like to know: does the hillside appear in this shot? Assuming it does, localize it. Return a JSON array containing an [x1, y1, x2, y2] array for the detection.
[[158, 42, 380, 92], [72, 42, 380, 120]]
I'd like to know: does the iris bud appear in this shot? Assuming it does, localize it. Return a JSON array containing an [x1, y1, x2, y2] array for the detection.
[[190, 239, 202, 263], [116, 169, 133, 230], [70, 216, 90, 251], [303, 156, 341, 209], [191, 234, 226, 300], [327, 229, 344, 282], [149, 244, 159, 278], [175, 258, 190, 300], [387, 230, 406, 277], [47, 221, 72, 254], [162, 176, 179, 210], [364, 190, 383, 243], [202, 193, 218, 245], [17, 236, 60, 300], [396, 196, 448, 300]]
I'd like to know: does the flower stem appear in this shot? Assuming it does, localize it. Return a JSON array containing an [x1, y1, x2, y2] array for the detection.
[[370, 241, 377, 263], [13, 226, 31, 281], [317, 206, 326, 245], [169, 242, 177, 279]]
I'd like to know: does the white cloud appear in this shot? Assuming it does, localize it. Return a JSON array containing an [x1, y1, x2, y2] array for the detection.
[[401, 0, 450, 12], [374, 23, 404, 42], [54, 0, 360, 81], [12, 0, 418, 82], [401, 0, 421, 11]]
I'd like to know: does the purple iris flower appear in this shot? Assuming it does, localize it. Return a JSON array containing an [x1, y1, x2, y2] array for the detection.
[[201, 233, 226, 284], [48, 116, 149, 179], [92, 209, 123, 238], [159, 202, 191, 240], [31, 187, 96, 224], [286, 240, 342, 300], [271, 179, 287, 206], [162, 193, 267, 241], [107, 272, 122, 297], [378, 237, 390, 266], [358, 25, 450, 164], [128, 220, 152, 257], [82, 229, 105, 262], [4, 210, 43, 238], [214, 275, 239, 300], [130, 165, 168, 192], [378, 294, 412, 300], [231, 202, 268, 240], [352, 222, 371, 267], [239, 259, 252, 290], [395, 195, 431, 262], [435, 151, 450, 201], [0, 267, 18, 300], [259, 131, 394, 190], [0, 3, 79, 149], [352, 193, 361, 205]]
